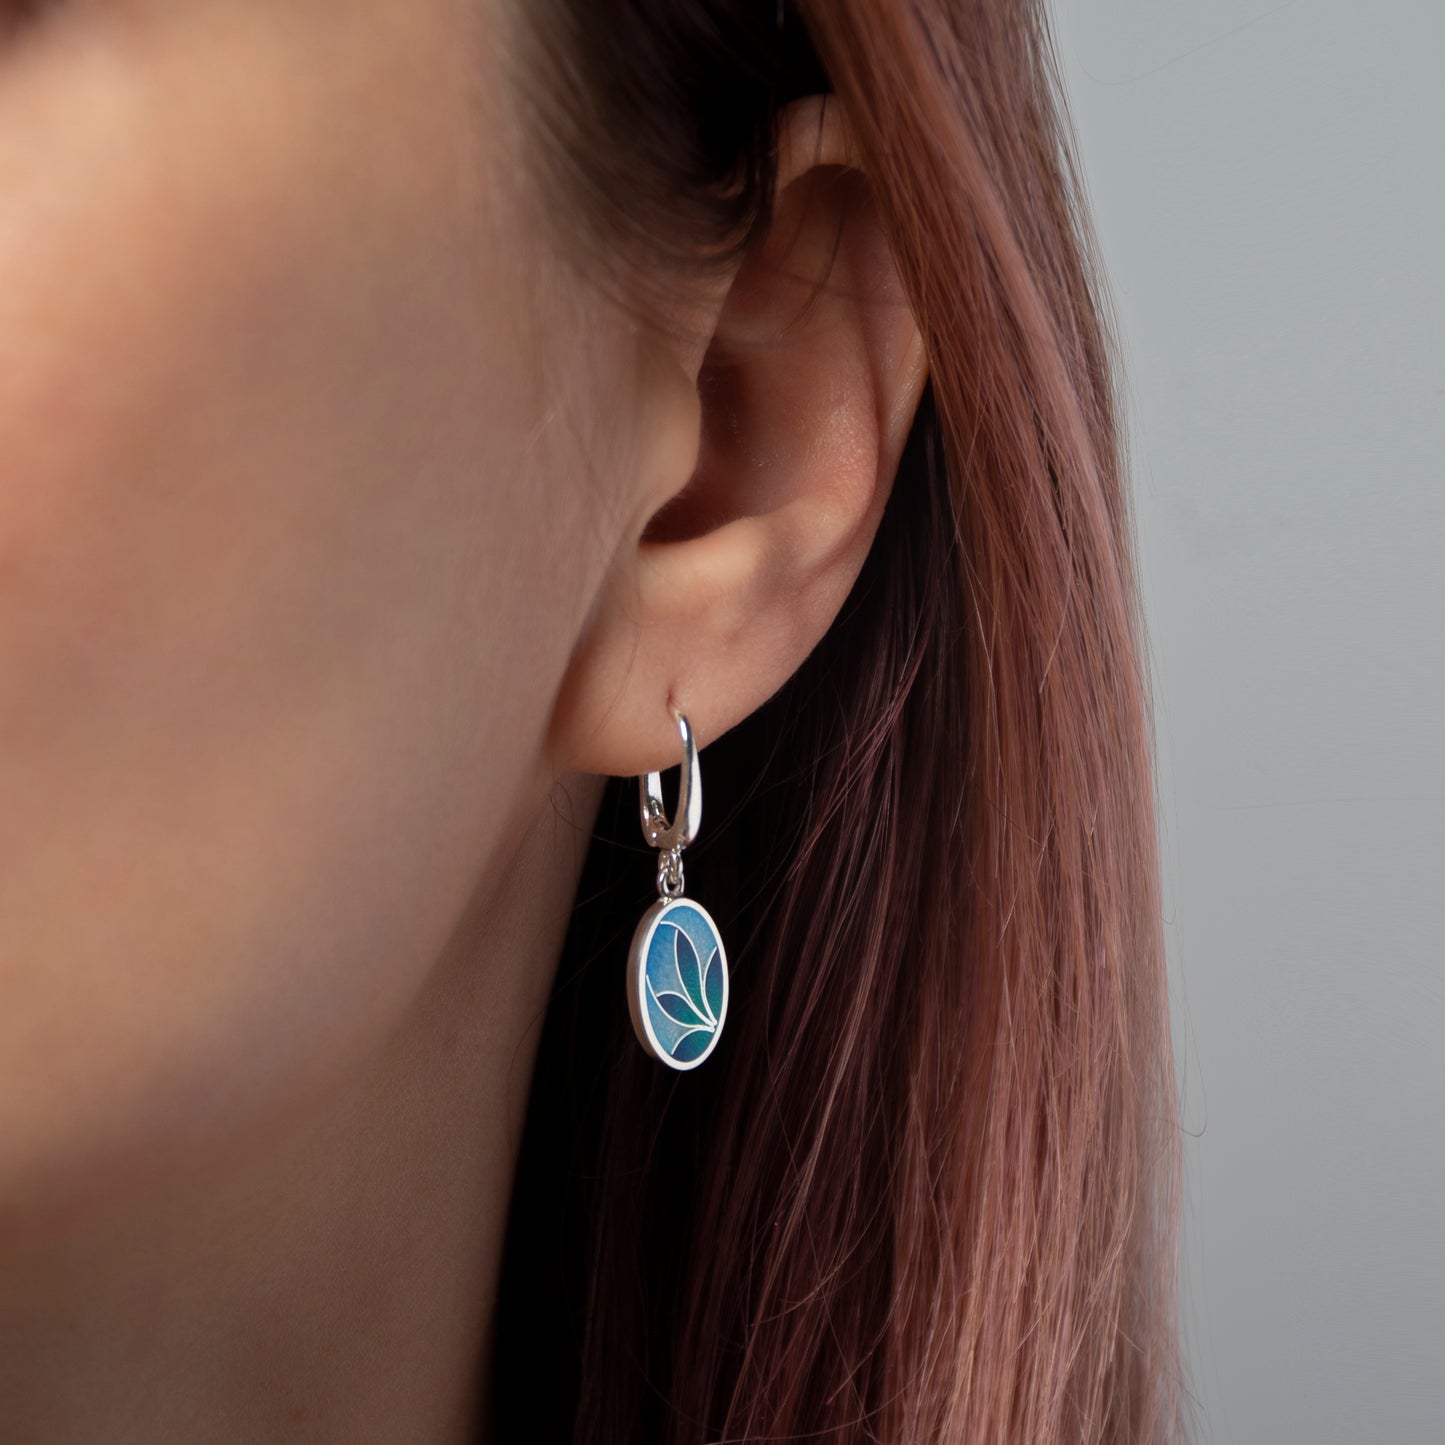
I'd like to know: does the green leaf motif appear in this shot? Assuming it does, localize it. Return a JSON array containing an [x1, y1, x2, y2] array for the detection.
[[654, 990, 706, 1029], [704, 944, 723, 1021], [670, 1028, 715, 1065], [674, 927, 705, 1018], [644, 910, 726, 1065]]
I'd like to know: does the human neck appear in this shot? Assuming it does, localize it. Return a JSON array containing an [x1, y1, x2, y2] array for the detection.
[[0, 771, 608, 1445]]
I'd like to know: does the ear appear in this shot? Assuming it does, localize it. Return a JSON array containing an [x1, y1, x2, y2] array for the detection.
[[547, 94, 930, 780]]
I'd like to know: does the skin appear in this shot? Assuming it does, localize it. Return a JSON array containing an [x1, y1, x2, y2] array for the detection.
[[0, 1, 928, 1440]]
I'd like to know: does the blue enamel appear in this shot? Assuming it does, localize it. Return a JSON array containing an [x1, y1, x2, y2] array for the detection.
[[641, 900, 727, 1067]]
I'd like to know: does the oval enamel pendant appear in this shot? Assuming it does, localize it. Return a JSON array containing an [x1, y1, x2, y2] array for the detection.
[[627, 896, 729, 1070]]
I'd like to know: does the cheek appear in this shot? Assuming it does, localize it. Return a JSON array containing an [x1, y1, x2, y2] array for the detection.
[[0, 9, 595, 1223]]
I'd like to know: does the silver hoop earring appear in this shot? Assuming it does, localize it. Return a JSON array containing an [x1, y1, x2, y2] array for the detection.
[[626, 705, 729, 1070]]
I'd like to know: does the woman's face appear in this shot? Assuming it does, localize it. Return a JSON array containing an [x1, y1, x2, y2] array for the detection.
[[0, 0, 636, 1222]]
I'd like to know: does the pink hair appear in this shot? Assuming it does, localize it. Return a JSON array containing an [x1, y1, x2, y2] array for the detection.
[[493, 3, 1190, 1439]]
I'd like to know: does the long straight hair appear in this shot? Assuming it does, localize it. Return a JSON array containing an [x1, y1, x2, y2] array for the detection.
[[493, 2, 1190, 1440]]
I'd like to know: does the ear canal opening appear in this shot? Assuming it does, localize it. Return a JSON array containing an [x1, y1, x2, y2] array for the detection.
[[639, 360, 745, 547]]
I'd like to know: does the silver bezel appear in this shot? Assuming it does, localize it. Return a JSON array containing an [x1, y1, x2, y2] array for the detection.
[[626, 896, 729, 1071]]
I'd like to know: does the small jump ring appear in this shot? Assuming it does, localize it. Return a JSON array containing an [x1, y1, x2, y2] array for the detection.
[[638, 704, 702, 853]]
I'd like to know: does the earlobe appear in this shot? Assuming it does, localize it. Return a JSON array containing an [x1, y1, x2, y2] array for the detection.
[[547, 95, 930, 782]]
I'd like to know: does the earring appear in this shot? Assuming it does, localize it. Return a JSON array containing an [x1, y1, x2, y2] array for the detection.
[[626, 705, 729, 1071]]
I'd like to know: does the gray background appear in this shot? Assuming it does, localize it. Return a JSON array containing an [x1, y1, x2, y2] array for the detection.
[[1050, 3, 1444, 1440]]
